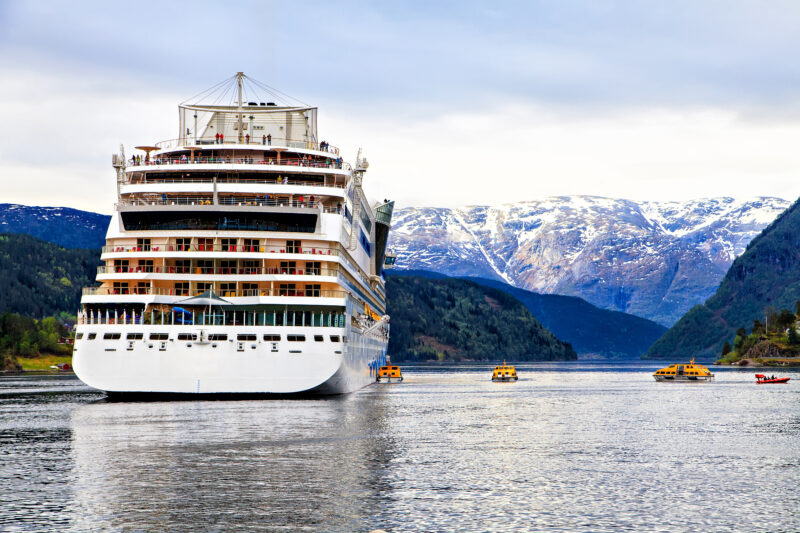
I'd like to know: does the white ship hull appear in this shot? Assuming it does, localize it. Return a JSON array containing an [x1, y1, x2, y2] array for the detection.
[[74, 324, 388, 396]]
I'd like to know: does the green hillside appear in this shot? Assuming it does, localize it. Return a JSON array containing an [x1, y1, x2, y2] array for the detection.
[[0, 233, 99, 317], [646, 198, 800, 360], [386, 275, 577, 362]]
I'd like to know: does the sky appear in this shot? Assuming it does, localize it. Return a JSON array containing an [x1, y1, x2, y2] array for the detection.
[[2, 1, 800, 213]]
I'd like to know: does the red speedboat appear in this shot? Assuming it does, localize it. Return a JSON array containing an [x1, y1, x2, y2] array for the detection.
[[755, 374, 790, 384]]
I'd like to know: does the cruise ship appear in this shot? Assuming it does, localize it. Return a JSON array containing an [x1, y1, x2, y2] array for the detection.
[[73, 73, 394, 396]]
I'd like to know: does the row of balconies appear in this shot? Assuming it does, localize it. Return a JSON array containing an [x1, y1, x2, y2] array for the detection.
[[124, 174, 346, 188], [98, 265, 339, 276], [130, 155, 346, 170], [84, 284, 343, 298], [117, 194, 338, 210], [102, 239, 338, 255]]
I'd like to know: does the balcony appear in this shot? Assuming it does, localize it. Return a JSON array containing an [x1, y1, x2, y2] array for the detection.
[[100, 243, 339, 255], [97, 266, 339, 276], [117, 196, 324, 208], [82, 287, 347, 298]]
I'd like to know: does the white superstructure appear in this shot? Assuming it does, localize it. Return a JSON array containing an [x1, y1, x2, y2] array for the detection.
[[73, 73, 394, 396]]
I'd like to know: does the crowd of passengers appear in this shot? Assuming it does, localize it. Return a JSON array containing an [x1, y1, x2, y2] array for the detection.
[[130, 149, 342, 168]]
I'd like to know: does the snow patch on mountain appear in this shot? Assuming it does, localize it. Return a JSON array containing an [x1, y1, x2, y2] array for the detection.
[[389, 196, 791, 326]]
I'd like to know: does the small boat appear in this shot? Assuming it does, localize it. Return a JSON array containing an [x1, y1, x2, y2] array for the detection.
[[492, 361, 518, 382], [377, 358, 403, 383], [653, 358, 714, 382], [755, 374, 790, 384], [49, 363, 72, 371]]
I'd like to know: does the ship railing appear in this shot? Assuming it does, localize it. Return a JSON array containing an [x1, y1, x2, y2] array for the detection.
[[77, 308, 348, 327], [82, 286, 348, 298], [123, 175, 345, 188], [153, 136, 341, 156], [101, 244, 339, 255], [116, 197, 325, 208], [130, 156, 347, 171], [97, 266, 339, 276]]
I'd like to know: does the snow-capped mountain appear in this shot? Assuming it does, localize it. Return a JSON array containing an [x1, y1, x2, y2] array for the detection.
[[388, 196, 791, 326], [0, 204, 110, 249]]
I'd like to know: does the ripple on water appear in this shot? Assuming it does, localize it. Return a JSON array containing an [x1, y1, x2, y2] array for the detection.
[[0, 365, 799, 532]]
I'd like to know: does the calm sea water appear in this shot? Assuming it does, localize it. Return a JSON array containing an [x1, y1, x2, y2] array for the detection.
[[1, 362, 799, 532]]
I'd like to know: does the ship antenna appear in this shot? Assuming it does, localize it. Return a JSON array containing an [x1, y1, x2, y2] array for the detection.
[[236, 72, 244, 143]]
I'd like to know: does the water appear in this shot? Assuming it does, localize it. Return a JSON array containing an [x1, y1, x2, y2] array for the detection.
[[1, 363, 799, 532]]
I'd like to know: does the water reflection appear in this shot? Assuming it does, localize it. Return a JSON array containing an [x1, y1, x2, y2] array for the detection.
[[68, 390, 397, 532]]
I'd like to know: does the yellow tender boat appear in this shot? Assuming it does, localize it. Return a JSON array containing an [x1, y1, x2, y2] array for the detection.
[[377, 361, 403, 383], [492, 362, 518, 382], [653, 358, 714, 382]]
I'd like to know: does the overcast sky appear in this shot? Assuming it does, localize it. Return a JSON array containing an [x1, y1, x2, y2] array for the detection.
[[2, 1, 800, 213]]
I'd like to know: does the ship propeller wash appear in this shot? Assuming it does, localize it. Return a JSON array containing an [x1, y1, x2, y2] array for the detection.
[[73, 73, 395, 396]]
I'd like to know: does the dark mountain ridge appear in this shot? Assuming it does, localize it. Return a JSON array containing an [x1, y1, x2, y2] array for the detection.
[[646, 198, 800, 359]]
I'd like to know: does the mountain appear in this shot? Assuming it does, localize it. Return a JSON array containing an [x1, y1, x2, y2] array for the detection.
[[390, 270, 665, 358], [389, 196, 789, 326], [386, 275, 577, 362], [0, 234, 100, 317], [646, 198, 800, 360], [0, 204, 110, 249]]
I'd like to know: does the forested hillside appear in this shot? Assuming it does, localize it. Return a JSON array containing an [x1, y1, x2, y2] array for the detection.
[[0, 204, 109, 249], [389, 271, 666, 358], [0, 234, 100, 317], [646, 198, 800, 359], [386, 275, 577, 362]]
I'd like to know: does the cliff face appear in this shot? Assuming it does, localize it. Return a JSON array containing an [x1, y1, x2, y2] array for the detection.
[[647, 198, 800, 359], [389, 196, 788, 326]]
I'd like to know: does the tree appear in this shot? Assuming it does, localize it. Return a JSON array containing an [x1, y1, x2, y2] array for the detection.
[[789, 326, 800, 346], [721, 342, 732, 356], [736, 327, 747, 339], [753, 319, 764, 336]]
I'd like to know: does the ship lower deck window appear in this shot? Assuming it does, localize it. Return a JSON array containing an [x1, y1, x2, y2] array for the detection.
[[177, 333, 197, 341], [103, 333, 121, 340], [87, 333, 97, 340], [237, 334, 257, 341], [126, 333, 143, 340], [264, 334, 281, 342], [330, 335, 340, 342], [76, 333, 84, 340], [209, 334, 228, 341], [314, 335, 324, 342], [287, 335, 305, 342], [149, 333, 169, 340]]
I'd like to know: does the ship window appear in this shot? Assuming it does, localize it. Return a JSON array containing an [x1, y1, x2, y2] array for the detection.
[[263, 334, 281, 341], [314, 335, 324, 342], [280, 261, 296, 274], [279, 283, 296, 296], [209, 334, 228, 341], [115, 259, 129, 273], [242, 283, 258, 296], [287, 335, 306, 342], [244, 238, 260, 252], [103, 333, 121, 340], [305, 284, 321, 297], [113, 282, 130, 295], [175, 238, 191, 251], [76, 333, 84, 340], [197, 238, 214, 251], [220, 283, 236, 297], [175, 260, 191, 274], [139, 260, 154, 273], [135, 282, 149, 294], [149, 333, 169, 340], [174, 282, 190, 296], [196, 282, 212, 293], [177, 333, 197, 341], [87, 333, 97, 340], [330, 335, 340, 342], [286, 240, 301, 253], [126, 333, 143, 340], [237, 334, 257, 341], [137, 238, 151, 251], [221, 238, 238, 251], [305, 261, 321, 275]]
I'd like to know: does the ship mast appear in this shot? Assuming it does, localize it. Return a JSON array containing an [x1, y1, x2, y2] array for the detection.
[[237, 72, 244, 143]]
